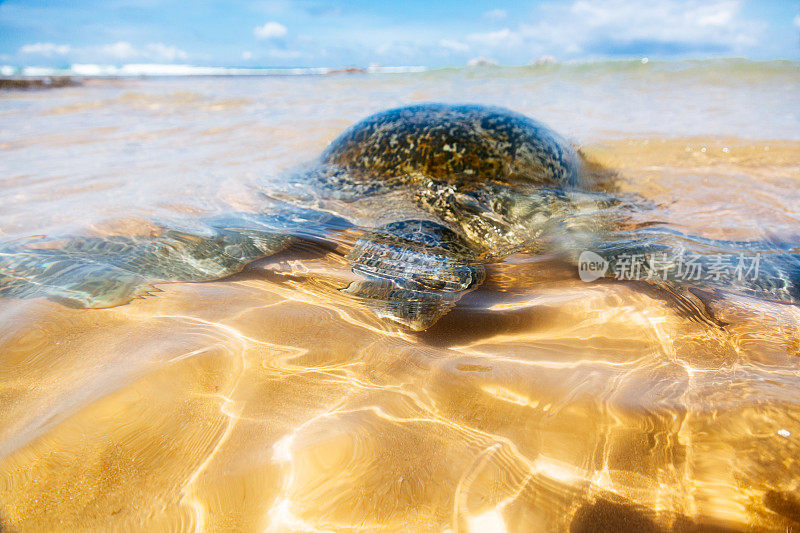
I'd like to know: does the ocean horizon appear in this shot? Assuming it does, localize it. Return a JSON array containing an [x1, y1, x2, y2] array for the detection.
[[2, 56, 798, 79]]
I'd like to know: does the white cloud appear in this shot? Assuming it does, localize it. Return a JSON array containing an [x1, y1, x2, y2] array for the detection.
[[96, 41, 187, 61], [19, 43, 71, 56], [9, 0, 779, 67], [439, 39, 469, 52], [794, 15, 800, 30], [99, 41, 138, 59], [19, 41, 188, 63], [484, 9, 507, 21], [692, 1, 736, 27], [467, 28, 521, 48], [552, 0, 757, 53], [145, 43, 188, 61], [454, 0, 763, 60], [254, 21, 288, 40]]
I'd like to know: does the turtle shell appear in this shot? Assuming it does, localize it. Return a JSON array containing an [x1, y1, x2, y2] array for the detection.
[[321, 103, 581, 188]]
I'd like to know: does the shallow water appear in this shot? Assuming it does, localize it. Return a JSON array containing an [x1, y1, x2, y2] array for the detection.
[[1, 60, 800, 531]]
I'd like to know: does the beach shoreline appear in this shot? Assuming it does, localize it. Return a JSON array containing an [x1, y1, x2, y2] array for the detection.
[[0, 76, 82, 90]]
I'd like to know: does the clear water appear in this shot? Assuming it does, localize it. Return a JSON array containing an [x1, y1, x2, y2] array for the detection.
[[1, 59, 800, 531]]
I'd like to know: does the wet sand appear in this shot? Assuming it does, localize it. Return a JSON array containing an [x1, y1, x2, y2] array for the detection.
[[1, 64, 800, 531]]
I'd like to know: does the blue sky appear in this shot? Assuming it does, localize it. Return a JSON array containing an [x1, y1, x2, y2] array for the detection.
[[1, 0, 799, 67]]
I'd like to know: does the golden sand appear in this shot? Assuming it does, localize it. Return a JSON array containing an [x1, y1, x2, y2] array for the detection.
[[1, 136, 799, 531]]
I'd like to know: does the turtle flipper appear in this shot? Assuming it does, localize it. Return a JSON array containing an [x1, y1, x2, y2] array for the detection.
[[0, 227, 291, 309], [342, 280, 467, 331], [343, 219, 485, 330], [0, 205, 351, 309], [0, 246, 151, 308], [583, 229, 800, 308]]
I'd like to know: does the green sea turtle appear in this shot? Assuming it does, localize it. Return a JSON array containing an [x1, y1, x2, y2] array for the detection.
[[1, 103, 798, 329]]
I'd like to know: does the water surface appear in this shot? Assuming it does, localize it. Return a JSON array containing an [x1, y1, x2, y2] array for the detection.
[[1, 60, 800, 531]]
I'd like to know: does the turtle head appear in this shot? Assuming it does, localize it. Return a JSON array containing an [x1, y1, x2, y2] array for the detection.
[[342, 219, 484, 330]]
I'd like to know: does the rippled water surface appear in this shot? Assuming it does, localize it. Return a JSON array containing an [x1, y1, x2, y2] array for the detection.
[[1, 60, 800, 531]]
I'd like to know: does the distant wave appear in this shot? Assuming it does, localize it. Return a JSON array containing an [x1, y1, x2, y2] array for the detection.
[[429, 57, 800, 74], [0, 63, 427, 78]]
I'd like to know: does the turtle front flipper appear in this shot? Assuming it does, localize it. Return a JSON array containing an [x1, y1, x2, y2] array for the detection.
[[342, 219, 485, 331], [0, 228, 291, 309], [0, 242, 152, 309], [0, 206, 347, 309], [580, 229, 800, 311]]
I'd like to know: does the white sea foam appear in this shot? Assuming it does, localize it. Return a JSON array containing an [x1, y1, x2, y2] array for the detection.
[[4, 63, 428, 78], [70, 64, 310, 76], [20, 66, 67, 76]]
